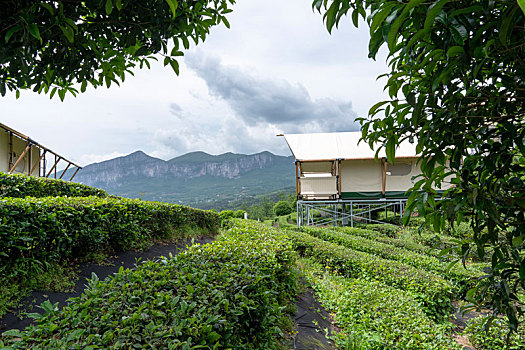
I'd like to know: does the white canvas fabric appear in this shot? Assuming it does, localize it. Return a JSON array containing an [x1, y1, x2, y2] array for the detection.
[[283, 131, 417, 161], [299, 176, 337, 195], [340, 159, 382, 193]]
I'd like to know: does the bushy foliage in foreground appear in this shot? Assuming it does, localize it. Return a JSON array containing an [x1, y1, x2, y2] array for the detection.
[[0, 196, 219, 269], [300, 227, 481, 295], [0, 172, 107, 198], [1, 220, 299, 349], [463, 316, 525, 350], [286, 229, 453, 320], [299, 258, 461, 350]]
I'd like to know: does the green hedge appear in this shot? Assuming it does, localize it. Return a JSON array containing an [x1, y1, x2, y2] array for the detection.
[[301, 227, 481, 295], [1, 220, 299, 349], [0, 196, 219, 269], [300, 258, 461, 350], [358, 223, 400, 237], [287, 229, 454, 320], [339, 226, 444, 257], [0, 172, 107, 198]]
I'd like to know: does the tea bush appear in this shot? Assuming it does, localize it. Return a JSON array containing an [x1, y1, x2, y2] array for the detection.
[[0, 196, 219, 270], [463, 316, 525, 349], [338, 226, 445, 258], [301, 227, 481, 295], [360, 223, 400, 237], [0, 172, 107, 198], [1, 220, 299, 349], [287, 229, 454, 320], [299, 258, 461, 350]]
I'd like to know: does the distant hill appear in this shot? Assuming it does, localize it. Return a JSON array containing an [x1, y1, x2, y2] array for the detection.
[[60, 151, 295, 209]]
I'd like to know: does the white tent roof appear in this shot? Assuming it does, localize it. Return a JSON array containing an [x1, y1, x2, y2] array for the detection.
[[282, 131, 418, 161]]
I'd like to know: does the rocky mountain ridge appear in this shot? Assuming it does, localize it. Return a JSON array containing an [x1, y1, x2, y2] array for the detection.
[[62, 150, 295, 208]]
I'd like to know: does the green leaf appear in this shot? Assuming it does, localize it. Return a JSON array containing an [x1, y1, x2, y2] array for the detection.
[[105, 0, 113, 15], [387, 0, 426, 51], [40, 3, 55, 14], [450, 22, 467, 44], [165, 0, 178, 18], [520, 258, 525, 283], [446, 46, 465, 57], [59, 25, 74, 43], [115, 0, 123, 11], [170, 60, 180, 75], [5, 25, 22, 43], [518, 0, 525, 15], [499, 7, 518, 46], [512, 234, 525, 247], [370, 3, 398, 33], [2, 329, 23, 337], [222, 16, 230, 29], [352, 9, 359, 27], [28, 24, 42, 44], [424, 0, 452, 32], [386, 137, 396, 163]]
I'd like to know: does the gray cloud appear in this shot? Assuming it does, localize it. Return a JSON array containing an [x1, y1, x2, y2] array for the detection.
[[169, 102, 183, 116], [185, 52, 359, 133]]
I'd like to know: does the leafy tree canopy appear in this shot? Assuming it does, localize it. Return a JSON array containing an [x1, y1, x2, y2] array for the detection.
[[314, 0, 525, 333], [274, 200, 292, 217], [0, 0, 234, 100]]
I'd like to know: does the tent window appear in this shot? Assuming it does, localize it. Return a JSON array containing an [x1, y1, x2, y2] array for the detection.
[[386, 162, 412, 176]]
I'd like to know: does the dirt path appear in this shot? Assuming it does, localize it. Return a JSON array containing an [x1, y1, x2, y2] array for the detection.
[[0, 236, 215, 331]]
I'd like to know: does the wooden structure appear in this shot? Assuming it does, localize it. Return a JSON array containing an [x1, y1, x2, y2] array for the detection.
[[0, 122, 81, 180]]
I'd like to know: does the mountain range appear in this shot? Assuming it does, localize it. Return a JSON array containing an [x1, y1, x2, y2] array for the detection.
[[61, 151, 296, 209]]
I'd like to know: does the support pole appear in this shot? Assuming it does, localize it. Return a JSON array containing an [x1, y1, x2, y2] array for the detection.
[[8, 132, 13, 170], [46, 156, 61, 178], [28, 145, 31, 176], [350, 203, 354, 227], [9, 144, 31, 174], [30, 150, 45, 176], [59, 163, 72, 180], [69, 167, 80, 181]]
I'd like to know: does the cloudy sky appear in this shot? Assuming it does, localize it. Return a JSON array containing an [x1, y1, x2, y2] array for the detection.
[[0, 0, 388, 167]]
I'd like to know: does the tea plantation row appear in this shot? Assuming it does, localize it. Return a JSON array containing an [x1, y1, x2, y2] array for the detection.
[[0, 173, 220, 320], [1, 220, 299, 349], [0, 196, 220, 269], [288, 225, 525, 349], [0, 172, 107, 198]]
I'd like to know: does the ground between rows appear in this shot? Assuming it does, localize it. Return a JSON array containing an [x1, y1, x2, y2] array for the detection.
[[0, 235, 335, 350]]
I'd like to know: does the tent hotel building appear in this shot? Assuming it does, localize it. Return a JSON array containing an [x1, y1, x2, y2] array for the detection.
[[281, 131, 451, 226], [0, 122, 81, 180]]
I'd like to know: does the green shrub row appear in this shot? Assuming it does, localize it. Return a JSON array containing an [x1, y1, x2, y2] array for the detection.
[[357, 223, 400, 237], [0, 196, 219, 270], [338, 226, 444, 257], [299, 258, 461, 350], [0, 172, 107, 198], [286, 229, 454, 320], [300, 227, 481, 295], [1, 220, 299, 349]]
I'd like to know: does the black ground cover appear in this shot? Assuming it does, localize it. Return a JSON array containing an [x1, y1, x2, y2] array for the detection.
[[0, 236, 214, 331]]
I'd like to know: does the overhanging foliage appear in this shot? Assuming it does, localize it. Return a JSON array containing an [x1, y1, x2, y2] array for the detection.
[[0, 0, 235, 99], [313, 0, 525, 332]]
